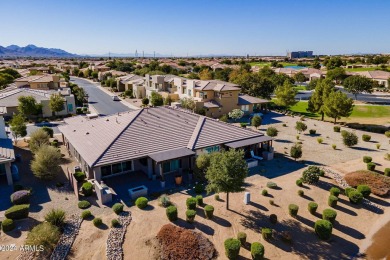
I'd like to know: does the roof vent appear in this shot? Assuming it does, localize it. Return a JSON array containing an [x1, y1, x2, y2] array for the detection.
[[106, 119, 109, 121], [85, 132, 89, 135], [73, 130, 76, 132]]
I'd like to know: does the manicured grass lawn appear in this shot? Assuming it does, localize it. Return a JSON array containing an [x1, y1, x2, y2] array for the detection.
[[293, 85, 307, 91], [249, 62, 271, 67], [345, 67, 390, 72]]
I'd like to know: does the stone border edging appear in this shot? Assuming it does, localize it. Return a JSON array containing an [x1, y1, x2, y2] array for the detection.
[[106, 211, 132, 260]]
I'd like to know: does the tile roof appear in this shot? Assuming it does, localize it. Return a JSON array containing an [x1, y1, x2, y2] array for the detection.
[[0, 88, 52, 107], [238, 95, 270, 105], [59, 107, 264, 167], [357, 70, 390, 80]]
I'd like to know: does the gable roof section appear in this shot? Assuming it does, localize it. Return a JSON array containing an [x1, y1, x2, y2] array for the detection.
[[0, 88, 51, 107]]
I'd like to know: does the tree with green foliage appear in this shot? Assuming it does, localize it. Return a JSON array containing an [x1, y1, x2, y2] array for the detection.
[[0, 73, 15, 88], [91, 71, 98, 79], [219, 114, 229, 122], [150, 92, 164, 107], [324, 91, 354, 123], [343, 75, 374, 100], [251, 115, 262, 129], [323, 57, 343, 70], [205, 149, 248, 210], [294, 72, 306, 84], [141, 97, 149, 107], [10, 114, 27, 144], [307, 79, 336, 120], [228, 109, 244, 122], [163, 96, 172, 106], [31, 145, 62, 180], [199, 69, 213, 80], [290, 143, 303, 161], [312, 59, 321, 69], [29, 128, 50, 154], [295, 121, 307, 133], [274, 80, 298, 108], [18, 96, 41, 117], [180, 97, 196, 111], [326, 67, 346, 84], [49, 94, 64, 115], [0, 68, 21, 79]]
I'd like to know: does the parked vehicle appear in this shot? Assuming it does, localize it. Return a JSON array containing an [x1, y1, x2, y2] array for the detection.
[[112, 96, 120, 101]]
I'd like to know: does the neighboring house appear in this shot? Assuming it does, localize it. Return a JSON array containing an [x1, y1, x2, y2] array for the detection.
[[356, 70, 390, 88], [116, 74, 145, 93], [14, 74, 60, 90], [0, 113, 15, 186], [273, 67, 325, 82], [98, 70, 128, 82], [59, 107, 274, 182], [0, 88, 76, 118]]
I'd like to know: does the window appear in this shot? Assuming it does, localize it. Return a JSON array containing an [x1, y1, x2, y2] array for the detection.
[[162, 159, 181, 173], [199, 92, 208, 99], [188, 89, 192, 96], [101, 165, 112, 177], [101, 160, 133, 177], [122, 161, 133, 171], [112, 163, 122, 174], [204, 145, 220, 154], [241, 105, 250, 112], [68, 104, 73, 112], [139, 158, 147, 167]]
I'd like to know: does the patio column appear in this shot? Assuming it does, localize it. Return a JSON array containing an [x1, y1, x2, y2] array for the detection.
[[147, 158, 153, 179], [5, 162, 12, 186]]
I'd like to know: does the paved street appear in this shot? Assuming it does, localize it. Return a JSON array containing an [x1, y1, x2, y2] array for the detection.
[[70, 77, 132, 116]]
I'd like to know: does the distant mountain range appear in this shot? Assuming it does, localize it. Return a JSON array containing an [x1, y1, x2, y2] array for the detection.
[[0, 44, 79, 58]]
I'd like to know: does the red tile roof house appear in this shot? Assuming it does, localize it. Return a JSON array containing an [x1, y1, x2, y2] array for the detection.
[[59, 107, 273, 184]]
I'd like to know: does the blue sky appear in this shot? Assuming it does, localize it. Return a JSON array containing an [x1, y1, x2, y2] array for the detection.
[[1, 0, 389, 56]]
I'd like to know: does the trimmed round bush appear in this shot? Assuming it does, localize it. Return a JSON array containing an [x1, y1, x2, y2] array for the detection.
[[266, 126, 278, 137], [78, 200, 90, 209], [111, 219, 120, 228], [329, 187, 341, 197], [5, 204, 30, 220], [93, 217, 102, 227], [224, 238, 241, 260], [296, 179, 303, 187], [348, 191, 363, 204], [186, 197, 197, 210], [315, 220, 333, 240], [112, 203, 124, 214], [10, 190, 30, 205], [333, 126, 341, 132], [261, 189, 268, 196], [332, 144, 337, 150], [384, 168, 390, 177], [302, 166, 321, 184], [322, 209, 337, 223], [186, 209, 196, 223], [73, 171, 86, 182], [82, 182, 93, 196], [269, 214, 277, 224], [308, 202, 318, 214], [309, 129, 316, 135], [204, 205, 214, 219], [251, 242, 265, 260], [343, 131, 358, 147], [237, 232, 247, 246], [194, 183, 204, 194], [266, 182, 278, 189], [328, 195, 338, 207], [166, 206, 178, 221], [2, 219, 15, 232], [288, 204, 299, 217], [81, 210, 92, 219], [214, 194, 220, 200], [195, 195, 203, 206], [357, 185, 371, 198], [363, 156, 373, 163], [298, 190, 304, 196], [385, 131, 390, 138], [262, 228, 272, 240], [135, 197, 148, 209], [362, 134, 371, 142], [319, 170, 325, 177], [344, 187, 356, 196], [367, 162, 376, 171], [317, 138, 323, 144]]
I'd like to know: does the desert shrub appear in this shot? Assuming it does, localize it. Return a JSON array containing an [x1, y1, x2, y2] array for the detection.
[[288, 204, 299, 217], [322, 209, 337, 223], [363, 156, 372, 163], [296, 179, 303, 187], [295, 121, 307, 133], [317, 138, 323, 144], [362, 134, 371, 142], [269, 200, 275, 206], [135, 197, 148, 209], [251, 242, 265, 260], [112, 203, 124, 214], [308, 202, 318, 214], [298, 190, 304, 196], [385, 153, 390, 161], [166, 206, 178, 221], [302, 166, 321, 184], [44, 209, 65, 227], [194, 183, 204, 194], [29, 128, 50, 153], [385, 168, 390, 177], [296, 135, 300, 140], [344, 187, 356, 196], [269, 214, 277, 224], [319, 170, 325, 177], [262, 228, 272, 240], [367, 162, 376, 171], [282, 123, 287, 127], [333, 126, 341, 132], [237, 232, 247, 246], [341, 130, 348, 137], [82, 182, 93, 196], [332, 144, 337, 150], [214, 194, 220, 200], [31, 145, 62, 180], [376, 144, 381, 149], [357, 185, 371, 198], [224, 238, 241, 260], [348, 191, 364, 204], [329, 187, 341, 197], [111, 219, 120, 228], [195, 195, 203, 206], [186, 210, 196, 223], [10, 190, 30, 205], [314, 220, 333, 240], [204, 205, 214, 219], [158, 194, 171, 207], [2, 219, 15, 232], [261, 189, 268, 196], [290, 143, 303, 161], [78, 200, 90, 209], [328, 195, 338, 208], [385, 131, 390, 138], [186, 197, 197, 210], [266, 182, 278, 189], [342, 131, 358, 147], [81, 210, 92, 219], [26, 222, 60, 251], [73, 171, 86, 182], [93, 217, 103, 227], [266, 126, 278, 137], [5, 204, 29, 220], [309, 129, 316, 135], [42, 126, 54, 138]]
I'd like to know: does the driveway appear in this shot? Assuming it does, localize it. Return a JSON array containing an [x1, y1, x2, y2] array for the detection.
[[70, 77, 132, 116]]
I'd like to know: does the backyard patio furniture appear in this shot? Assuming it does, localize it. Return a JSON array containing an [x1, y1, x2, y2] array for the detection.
[[250, 150, 263, 160]]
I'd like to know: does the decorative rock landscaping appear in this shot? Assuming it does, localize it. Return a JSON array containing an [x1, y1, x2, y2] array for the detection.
[[50, 215, 83, 260], [106, 211, 132, 260]]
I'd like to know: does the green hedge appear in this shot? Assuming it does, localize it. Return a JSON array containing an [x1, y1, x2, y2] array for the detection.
[[237, 232, 247, 246], [362, 134, 371, 142], [344, 187, 356, 196], [73, 171, 86, 182], [363, 156, 372, 163], [5, 204, 30, 220], [251, 242, 265, 260], [204, 205, 214, 219], [348, 191, 363, 204], [315, 220, 333, 240], [357, 185, 371, 198], [288, 204, 299, 217], [82, 182, 93, 196], [328, 195, 338, 208], [78, 200, 91, 209], [81, 210, 92, 219], [261, 189, 268, 196], [333, 126, 341, 132], [298, 190, 304, 196], [195, 195, 203, 206], [385, 168, 390, 177], [186, 197, 197, 210], [296, 179, 303, 187], [329, 187, 340, 197], [135, 197, 148, 209], [308, 202, 318, 214], [166, 206, 178, 221], [186, 210, 196, 223], [2, 218, 15, 232], [322, 209, 337, 223], [93, 217, 102, 227], [367, 162, 376, 171], [262, 228, 272, 240], [112, 203, 124, 214], [224, 238, 241, 260], [111, 219, 120, 228]]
